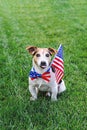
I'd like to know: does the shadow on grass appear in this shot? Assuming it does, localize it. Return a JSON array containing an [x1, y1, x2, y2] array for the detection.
[[26, 93, 53, 129], [26, 92, 67, 130]]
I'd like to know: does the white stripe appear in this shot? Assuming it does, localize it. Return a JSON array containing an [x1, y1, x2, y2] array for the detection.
[[59, 74, 63, 81], [55, 70, 60, 77], [55, 56, 63, 63], [52, 63, 64, 72], [45, 74, 50, 76], [57, 73, 63, 83], [55, 69, 64, 83], [52, 59, 64, 68], [54, 58, 64, 68]]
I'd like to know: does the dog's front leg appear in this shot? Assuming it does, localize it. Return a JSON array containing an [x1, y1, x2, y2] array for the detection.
[[51, 82, 58, 101], [29, 85, 37, 101]]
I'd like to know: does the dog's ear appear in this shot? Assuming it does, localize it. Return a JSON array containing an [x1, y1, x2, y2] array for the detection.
[[26, 46, 37, 55], [48, 48, 57, 55]]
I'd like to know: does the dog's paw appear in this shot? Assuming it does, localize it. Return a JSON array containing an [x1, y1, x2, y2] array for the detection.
[[46, 92, 51, 97], [51, 97, 57, 101], [30, 96, 37, 101]]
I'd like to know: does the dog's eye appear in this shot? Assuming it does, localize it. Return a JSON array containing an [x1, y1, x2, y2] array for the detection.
[[46, 53, 50, 57], [36, 54, 40, 57]]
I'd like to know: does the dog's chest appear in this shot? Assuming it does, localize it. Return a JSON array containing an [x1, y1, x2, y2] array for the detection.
[[34, 78, 51, 91]]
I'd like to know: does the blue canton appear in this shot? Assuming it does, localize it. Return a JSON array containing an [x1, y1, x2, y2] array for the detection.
[[56, 44, 63, 60]]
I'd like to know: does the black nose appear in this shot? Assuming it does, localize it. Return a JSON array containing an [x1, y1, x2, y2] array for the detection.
[[40, 61, 46, 66]]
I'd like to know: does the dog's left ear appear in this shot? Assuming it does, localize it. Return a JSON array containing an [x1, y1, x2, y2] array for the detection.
[[48, 48, 57, 55], [26, 46, 37, 55]]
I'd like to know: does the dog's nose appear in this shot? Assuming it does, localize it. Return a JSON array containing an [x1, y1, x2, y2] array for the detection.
[[40, 61, 46, 66]]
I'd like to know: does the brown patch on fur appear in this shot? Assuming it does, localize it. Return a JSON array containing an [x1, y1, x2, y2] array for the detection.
[[33, 55, 38, 66]]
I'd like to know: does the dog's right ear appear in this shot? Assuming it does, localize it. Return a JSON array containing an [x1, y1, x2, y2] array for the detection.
[[26, 46, 37, 55], [48, 48, 57, 55]]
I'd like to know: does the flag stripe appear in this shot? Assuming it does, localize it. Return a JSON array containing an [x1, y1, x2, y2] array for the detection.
[[55, 70, 64, 79], [52, 61, 64, 70], [54, 58, 64, 67], [55, 56, 63, 64], [53, 61, 64, 69], [55, 69, 64, 83], [52, 64, 64, 72], [56, 75, 63, 83]]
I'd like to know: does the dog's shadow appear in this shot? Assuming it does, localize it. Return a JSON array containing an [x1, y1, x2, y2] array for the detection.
[[26, 93, 52, 129], [26, 92, 64, 129]]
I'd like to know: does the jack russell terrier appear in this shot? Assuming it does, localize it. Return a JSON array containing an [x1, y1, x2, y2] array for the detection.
[[26, 46, 66, 101]]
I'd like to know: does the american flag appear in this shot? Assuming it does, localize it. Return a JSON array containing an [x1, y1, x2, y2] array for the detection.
[[51, 44, 64, 84]]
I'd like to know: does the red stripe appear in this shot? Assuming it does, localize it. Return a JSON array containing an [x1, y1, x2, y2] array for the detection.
[[31, 78, 35, 80], [52, 64, 64, 72], [42, 75, 51, 79], [53, 60, 64, 69], [52, 57, 64, 69], [52, 57, 64, 66], [55, 57, 63, 64], [54, 58, 64, 66], [57, 74, 64, 83], [42, 76, 50, 82], [42, 72, 50, 76]]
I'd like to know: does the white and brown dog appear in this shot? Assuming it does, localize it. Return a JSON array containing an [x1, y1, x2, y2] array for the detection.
[[26, 46, 66, 101]]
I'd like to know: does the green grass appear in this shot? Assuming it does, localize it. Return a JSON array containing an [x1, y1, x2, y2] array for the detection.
[[0, 0, 87, 130]]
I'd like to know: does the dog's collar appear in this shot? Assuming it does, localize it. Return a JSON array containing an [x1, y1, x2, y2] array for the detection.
[[29, 67, 51, 82]]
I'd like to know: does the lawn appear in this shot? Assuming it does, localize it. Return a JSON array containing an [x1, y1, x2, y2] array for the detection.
[[0, 0, 87, 130]]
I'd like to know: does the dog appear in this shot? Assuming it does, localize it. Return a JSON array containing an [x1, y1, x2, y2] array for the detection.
[[26, 46, 66, 101]]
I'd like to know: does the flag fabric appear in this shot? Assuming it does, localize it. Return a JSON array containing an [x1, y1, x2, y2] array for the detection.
[[29, 68, 51, 82], [51, 44, 64, 84]]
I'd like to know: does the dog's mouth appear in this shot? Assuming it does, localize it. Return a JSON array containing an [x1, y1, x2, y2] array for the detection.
[[40, 61, 47, 69], [40, 65, 47, 69]]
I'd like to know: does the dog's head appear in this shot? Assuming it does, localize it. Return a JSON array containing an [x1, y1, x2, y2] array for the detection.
[[26, 46, 56, 69]]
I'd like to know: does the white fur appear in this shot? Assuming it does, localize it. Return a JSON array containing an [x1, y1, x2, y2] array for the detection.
[[58, 80, 66, 94]]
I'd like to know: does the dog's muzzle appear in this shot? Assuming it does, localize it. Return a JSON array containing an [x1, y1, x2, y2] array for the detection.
[[40, 61, 47, 69]]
